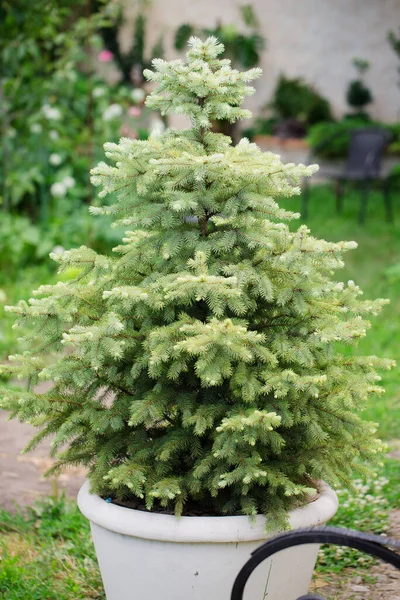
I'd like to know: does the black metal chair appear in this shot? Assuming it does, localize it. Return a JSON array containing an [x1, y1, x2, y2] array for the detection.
[[231, 526, 400, 600], [302, 128, 393, 224]]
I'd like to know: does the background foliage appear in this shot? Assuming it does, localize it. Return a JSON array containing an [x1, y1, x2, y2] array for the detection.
[[0, 0, 152, 224]]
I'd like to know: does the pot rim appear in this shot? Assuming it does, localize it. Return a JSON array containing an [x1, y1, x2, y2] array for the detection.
[[77, 480, 338, 543]]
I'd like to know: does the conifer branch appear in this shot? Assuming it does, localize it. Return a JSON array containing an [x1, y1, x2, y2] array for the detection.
[[0, 36, 392, 524]]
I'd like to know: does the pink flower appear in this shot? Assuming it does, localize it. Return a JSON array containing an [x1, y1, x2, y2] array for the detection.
[[128, 106, 142, 118], [98, 50, 114, 63], [120, 125, 138, 139]]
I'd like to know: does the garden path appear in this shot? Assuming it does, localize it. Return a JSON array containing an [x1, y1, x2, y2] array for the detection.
[[0, 409, 85, 511]]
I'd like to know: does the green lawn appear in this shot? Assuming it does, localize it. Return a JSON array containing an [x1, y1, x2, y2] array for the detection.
[[316, 456, 400, 574], [0, 496, 105, 600], [284, 183, 400, 439]]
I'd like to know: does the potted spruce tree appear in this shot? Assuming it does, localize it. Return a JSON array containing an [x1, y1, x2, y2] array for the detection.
[[0, 38, 393, 600]]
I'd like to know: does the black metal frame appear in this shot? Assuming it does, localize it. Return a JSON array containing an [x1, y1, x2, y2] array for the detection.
[[302, 128, 393, 224], [231, 526, 400, 600]]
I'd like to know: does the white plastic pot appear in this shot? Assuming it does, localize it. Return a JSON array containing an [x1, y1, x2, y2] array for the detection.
[[78, 480, 338, 600]]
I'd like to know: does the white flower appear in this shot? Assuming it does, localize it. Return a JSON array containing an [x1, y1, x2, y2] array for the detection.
[[49, 129, 59, 141], [150, 118, 165, 137], [7, 127, 17, 139], [93, 86, 106, 98], [42, 104, 61, 120], [131, 88, 146, 104], [103, 103, 123, 121], [30, 123, 42, 134], [50, 182, 67, 198], [63, 176, 75, 189], [51, 245, 65, 256], [49, 153, 62, 166]]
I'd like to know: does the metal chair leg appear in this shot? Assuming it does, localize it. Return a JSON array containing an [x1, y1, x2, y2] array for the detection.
[[383, 179, 393, 223], [358, 180, 370, 224], [335, 179, 344, 213]]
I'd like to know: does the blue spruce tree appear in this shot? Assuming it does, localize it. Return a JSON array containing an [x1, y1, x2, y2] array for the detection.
[[0, 38, 394, 527]]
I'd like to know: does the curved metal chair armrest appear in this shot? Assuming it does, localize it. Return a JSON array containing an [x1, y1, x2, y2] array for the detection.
[[231, 526, 400, 600]]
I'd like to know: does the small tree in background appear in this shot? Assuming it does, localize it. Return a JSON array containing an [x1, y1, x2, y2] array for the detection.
[[93, 0, 164, 86], [388, 28, 400, 82], [388, 28, 400, 117], [174, 5, 264, 70], [0, 38, 393, 528], [346, 58, 373, 120], [268, 74, 333, 138]]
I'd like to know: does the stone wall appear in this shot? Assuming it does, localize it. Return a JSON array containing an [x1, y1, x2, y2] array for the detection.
[[121, 0, 400, 124]]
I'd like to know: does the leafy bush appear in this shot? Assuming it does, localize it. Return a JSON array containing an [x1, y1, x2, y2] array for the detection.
[[346, 58, 373, 117], [92, 2, 164, 85], [0, 1, 152, 219], [0, 203, 123, 274], [241, 116, 277, 141], [0, 495, 104, 599], [245, 75, 332, 141], [0, 214, 43, 270], [307, 118, 397, 159], [270, 75, 333, 127], [174, 5, 265, 69], [346, 80, 373, 112]]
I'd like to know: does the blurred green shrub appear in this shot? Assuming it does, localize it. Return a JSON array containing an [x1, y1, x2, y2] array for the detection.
[[174, 5, 264, 69], [241, 117, 278, 141], [93, 1, 164, 85], [270, 75, 333, 126], [388, 28, 400, 91], [244, 75, 332, 141], [307, 118, 398, 159], [346, 58, 373, 117], [346, 80, 372, 116], [0, 207, 123, 273], [0, 214, 43, 270], [0, 1, 151, 221]]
